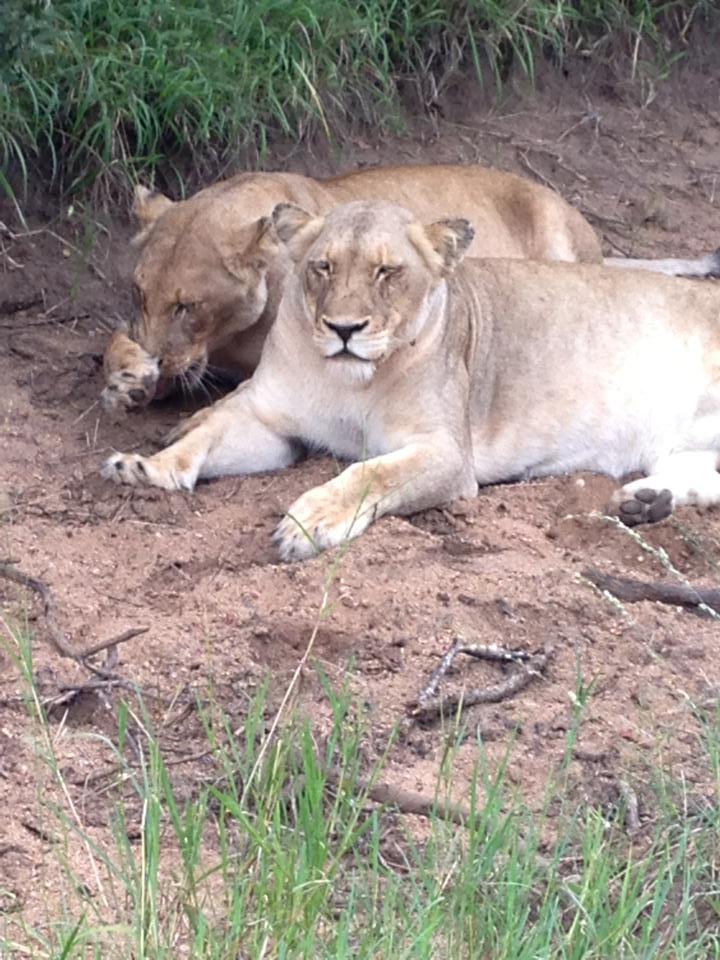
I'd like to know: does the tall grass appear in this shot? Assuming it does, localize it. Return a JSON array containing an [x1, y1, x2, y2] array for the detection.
[[0, 0, 715, 197], [1, 621, 720, 957]]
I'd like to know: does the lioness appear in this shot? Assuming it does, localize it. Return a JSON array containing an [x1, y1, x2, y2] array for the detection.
[[103, 199, 720, 561], [103, 165, 719, 413]]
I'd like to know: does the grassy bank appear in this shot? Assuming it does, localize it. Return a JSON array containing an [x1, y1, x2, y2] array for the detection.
[[1, 622, 719, 958], [0, 0, 714, 196]]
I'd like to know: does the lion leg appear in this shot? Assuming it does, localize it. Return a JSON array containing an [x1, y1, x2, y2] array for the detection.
[[102, 390, 297, 492], [102, 329, 160, 414], [274, 439, 476, 561], [611, 450, 720, 527], [163, 382, 251, 445], [163, 406, 214, 446]]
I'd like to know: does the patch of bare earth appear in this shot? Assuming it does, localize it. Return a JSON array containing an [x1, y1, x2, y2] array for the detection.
[[1, 68, 720, 925]]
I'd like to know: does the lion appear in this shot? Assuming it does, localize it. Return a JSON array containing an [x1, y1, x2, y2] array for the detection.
[[102, 165, 720, 414], [102, 199, 720, 561]]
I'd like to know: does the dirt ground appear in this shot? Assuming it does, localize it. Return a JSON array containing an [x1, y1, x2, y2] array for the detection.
[[2, 67, 720, 924]]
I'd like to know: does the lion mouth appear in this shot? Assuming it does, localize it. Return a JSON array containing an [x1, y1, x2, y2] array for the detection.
[[328, 346, 372, 362], [153, 376, 175, 399]]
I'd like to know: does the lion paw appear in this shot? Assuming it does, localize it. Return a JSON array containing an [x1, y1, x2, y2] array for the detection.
[[102, 363, 159, 415], [102, 332, 160, 415], [101, 452, 194, 492], [273, 486, 372, 561], [614, 487, 673, 527]]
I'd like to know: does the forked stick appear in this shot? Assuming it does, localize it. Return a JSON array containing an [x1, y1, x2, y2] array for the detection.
[[409, 640, 549, 722], [0, 559, 147, 663]]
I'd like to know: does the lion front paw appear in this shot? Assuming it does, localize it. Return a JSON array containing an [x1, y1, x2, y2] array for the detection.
[[101, 452, 194, 492], [102, 332, 160, 415], [273, 484, 373, 561], [613, 486, 674, 527]]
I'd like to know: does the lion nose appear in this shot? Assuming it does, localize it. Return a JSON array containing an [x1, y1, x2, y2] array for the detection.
[[324, 319, 369, 344]]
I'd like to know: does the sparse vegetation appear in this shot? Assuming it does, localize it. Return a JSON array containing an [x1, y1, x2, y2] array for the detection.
[[1, 620, 719, 958], [0, 0, 715, 195]]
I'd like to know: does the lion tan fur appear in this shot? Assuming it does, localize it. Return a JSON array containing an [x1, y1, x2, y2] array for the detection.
[[101, 164, 605, 412], [103, 200, 720, 560]]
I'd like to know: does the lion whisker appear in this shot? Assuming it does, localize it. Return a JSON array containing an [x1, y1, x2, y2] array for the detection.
[[200, 367, 226, 390], [195, 378, 215, 404], [177, 371, 192, 399]]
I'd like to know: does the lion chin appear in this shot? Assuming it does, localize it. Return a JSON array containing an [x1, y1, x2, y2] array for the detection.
[[325, 354, 377, 384]]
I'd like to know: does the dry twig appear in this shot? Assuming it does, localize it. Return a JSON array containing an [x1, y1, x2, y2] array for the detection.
[[617, 779, 641, 835], [409, 640, 549, 722], [327, 769, 551, 869], [0, 312, 90, 330], [583, 567, 720, 616], [0, 559, 146, 668], [517, 150, 559, 193], [42, 677, 131, 711], [326, 771, 473, 827]]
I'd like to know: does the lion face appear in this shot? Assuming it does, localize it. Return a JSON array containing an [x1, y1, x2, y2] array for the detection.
[[129, 186, 280, 389], [273, 201, 475, 381]]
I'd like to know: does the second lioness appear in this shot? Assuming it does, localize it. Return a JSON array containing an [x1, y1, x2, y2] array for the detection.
[[103, 165, 719, 412], [103, 200, 720, 561]]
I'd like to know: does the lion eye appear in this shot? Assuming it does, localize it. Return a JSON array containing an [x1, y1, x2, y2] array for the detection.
[[311, 260, 331, 276], [375, 264, 402, 281]]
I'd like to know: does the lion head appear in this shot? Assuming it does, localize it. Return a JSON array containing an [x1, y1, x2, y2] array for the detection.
[[272, 200, 475, 382], [129, 181, 286, 388]]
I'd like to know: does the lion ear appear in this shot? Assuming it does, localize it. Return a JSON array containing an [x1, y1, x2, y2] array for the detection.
[[272, 203, 324, 261], [131, 185, 175, 247], [221, 216, 281, 278], [253, 215, 281, 257], [411, 218, 475, 276]]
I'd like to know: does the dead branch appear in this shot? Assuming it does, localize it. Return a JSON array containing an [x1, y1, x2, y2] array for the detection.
[[457, 643, 533, 664], [163, 748, 214, 768], [573, 747, 609, 763], [42, 676, 134, 711], [557, 111, 600, 143], [79, 627, 148, 659], [21, 819, 60, 845], [583, 567, 720, 615], [326, 771, 474, 827], [359, 777, 473, 826], [617, 779, 641, 835], [328, 770, 552, 869], [0, 312, 90, 330], [415, 640, 462, 710], [517, 150, 559, 194], [409, 639, 549, 723], [601, 236, 633, 257], [1, 559, 76, 659], [414, 652, 549, 722], [415, 641, 533, 714], [0, 559, 147, 664]]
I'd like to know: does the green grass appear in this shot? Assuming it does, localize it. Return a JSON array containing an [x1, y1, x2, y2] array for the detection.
[[0, 0, 715, 198], [1, 620, 720, 958]]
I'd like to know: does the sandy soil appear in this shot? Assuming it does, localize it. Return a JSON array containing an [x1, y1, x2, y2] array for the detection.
[[1, 69, 720, 923]]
